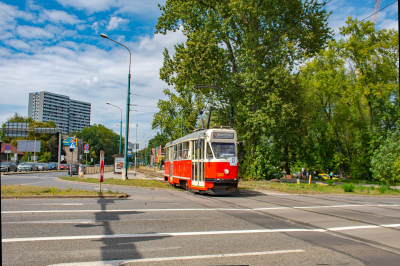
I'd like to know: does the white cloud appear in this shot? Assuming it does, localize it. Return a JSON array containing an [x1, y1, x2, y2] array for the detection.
[[17, 25, 54, 39], [55, 0, 162, 16], [38, 9, 85, 25], [0, 29, 186, 141], [106, 17, 129, 31], [92, 22, 99, 34], [7, 39, 31, 51]]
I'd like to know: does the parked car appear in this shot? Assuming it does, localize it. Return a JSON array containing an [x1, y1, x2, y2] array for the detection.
[[17, 163, 32, 172], [48, 162, 58, 170], [27, 163, 39, 171], [1, 162, 17, 172], [318, 173, 339, 180], [60, 164, 69, 170], [71, 164, 86, 175], [37, 163, 49, 171]]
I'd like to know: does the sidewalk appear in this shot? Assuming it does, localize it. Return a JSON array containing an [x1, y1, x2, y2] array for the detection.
[[82, 170, 153, 180]]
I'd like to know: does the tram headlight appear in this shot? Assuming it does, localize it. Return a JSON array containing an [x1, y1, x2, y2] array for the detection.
[[224, 169, 229, 174]]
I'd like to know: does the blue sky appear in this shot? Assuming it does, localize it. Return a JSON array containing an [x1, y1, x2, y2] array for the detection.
[[0, 0, 398, 147]]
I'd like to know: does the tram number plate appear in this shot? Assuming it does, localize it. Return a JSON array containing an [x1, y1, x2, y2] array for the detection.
[[229, 157, 238, 166]]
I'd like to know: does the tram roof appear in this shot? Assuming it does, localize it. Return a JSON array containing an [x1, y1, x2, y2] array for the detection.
[[165, 129, 208, 147], [165, 127, 236, 147]]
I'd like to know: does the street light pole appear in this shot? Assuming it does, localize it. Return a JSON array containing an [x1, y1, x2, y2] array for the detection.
[[134, 124, 137, 176], [101, 33, 131, 180], [106, 102, 122, 154]]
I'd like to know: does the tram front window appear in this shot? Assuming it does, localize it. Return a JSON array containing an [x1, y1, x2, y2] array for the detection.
[[211, 143, 236, 159]]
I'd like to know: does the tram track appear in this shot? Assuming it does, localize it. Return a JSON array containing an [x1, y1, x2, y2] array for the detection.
[[191, 190, 400, 253], [132, 169, 400, 253], [137, 168, 400, 232]]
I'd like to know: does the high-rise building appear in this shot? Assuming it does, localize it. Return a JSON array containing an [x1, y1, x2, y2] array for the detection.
[[28, 91, 91, 134]]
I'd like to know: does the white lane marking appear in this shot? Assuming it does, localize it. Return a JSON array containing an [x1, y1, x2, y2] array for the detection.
[[3, 224, 400, 243], [3, 204, 397, 214], [24, 204, 84, 206], [2, 217, 211, 225], [47, 250, 305, 265], [1, 208, 249, 214]]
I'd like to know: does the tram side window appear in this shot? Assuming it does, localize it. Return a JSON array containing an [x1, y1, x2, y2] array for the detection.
[[178, 143, 182, 160], [165, 148, 169, 162], [183, 141, 189, 159], [193, 140, 198, 159], [173, 145, 177, 160]]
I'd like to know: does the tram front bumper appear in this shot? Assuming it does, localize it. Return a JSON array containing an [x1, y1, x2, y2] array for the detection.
[[205, 179, 238, 195]]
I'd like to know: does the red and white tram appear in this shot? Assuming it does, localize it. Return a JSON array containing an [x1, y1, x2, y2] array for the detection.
[[164, 126, 238, 195]]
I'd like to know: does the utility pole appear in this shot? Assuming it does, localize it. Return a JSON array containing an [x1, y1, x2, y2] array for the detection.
[[134, 124, 137, 176]]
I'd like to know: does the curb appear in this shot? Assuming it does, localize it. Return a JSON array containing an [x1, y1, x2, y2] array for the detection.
[[2, 170, 68, 175], [58, 178, 172, 191], [1, 194, 129, 199]]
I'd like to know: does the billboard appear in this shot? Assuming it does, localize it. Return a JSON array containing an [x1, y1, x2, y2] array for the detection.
[[114, 157, 124, 174], [17, 140, 41, 152], [5, 122, 28, 137]]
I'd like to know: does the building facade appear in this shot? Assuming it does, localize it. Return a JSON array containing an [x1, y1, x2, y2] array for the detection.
[[28, 91, 91, 134]]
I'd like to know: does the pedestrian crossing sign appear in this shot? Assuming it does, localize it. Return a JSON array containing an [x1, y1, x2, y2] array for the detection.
[[69, 141, 76, 149]]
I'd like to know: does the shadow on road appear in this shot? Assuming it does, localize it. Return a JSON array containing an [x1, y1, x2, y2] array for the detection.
[[75, 198, 170, 262]]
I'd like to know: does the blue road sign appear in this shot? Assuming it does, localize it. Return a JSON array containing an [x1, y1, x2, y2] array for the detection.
[[5, 145, 11, 150], [84, 143, 89, 150], [69, 141, 76, 149], [127, 150, 132, 157]]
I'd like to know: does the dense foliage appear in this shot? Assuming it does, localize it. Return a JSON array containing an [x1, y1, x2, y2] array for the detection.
[[76, 124, 123, 165], [150, 1, 399, 180]]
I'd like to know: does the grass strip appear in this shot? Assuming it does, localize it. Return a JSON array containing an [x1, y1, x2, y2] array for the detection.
[[1, 185, 121, 197], [239, 181, 400, 195], [59, 176, 173, 189]]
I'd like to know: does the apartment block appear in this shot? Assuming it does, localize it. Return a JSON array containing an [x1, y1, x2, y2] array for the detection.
[[28, 91, 91, 134]]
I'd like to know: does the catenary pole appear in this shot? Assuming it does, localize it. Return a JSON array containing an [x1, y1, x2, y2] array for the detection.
[[101, 34, 131, 180]]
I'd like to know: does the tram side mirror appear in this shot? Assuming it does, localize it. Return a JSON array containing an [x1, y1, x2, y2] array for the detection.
[[198, 138, 203, 149], [238, 140, 246, 147]]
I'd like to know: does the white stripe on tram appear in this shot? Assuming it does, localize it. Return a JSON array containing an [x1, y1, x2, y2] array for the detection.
[[3, 224, 400, 243], [48, 249, 305, 265]]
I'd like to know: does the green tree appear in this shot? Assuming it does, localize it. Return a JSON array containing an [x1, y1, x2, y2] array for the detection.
[[76, 124, 122, 165], [155, 0, 331, 179], [370, 131, 400, 185], [298, 18, 399, 179]]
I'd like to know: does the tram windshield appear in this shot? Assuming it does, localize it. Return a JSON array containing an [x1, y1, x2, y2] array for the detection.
[[210, 142, 236, 159]]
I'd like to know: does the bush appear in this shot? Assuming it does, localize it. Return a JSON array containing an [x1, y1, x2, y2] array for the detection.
[[370, 131, 400, 185], [378, 185, 389, 194], [326, 179, 335, 186], [342, 183, 355, 192]]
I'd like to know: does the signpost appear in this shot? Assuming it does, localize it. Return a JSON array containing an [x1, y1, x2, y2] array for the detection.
[[69, 140, 76, 177], [84, 143, 89, 165], [5, 145, 11, 172], [99, 151, 105, 192]]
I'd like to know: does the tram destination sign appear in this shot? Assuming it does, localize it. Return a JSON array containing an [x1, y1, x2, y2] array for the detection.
[[213, 132, 234, 139]]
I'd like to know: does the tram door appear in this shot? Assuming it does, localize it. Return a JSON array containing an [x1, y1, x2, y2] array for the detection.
[[191, 139, 205, 187], [168, 145, 176, 182], [169, 147, 173, 182]]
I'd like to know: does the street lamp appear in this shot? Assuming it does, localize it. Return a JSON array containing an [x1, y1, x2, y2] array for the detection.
[[106, 102, 122, 154], [101, 33, 131, 180]]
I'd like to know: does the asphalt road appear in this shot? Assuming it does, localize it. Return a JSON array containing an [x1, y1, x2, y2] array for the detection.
[[2, 172, 400, 265]]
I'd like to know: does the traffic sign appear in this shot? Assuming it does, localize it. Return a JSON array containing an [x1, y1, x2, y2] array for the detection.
[[5, 145, 11, 154], [69, 141, 76, 149], [127, 150, 132, 157], [84, 150, 89, 153], [84, 143, 89, 150]]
